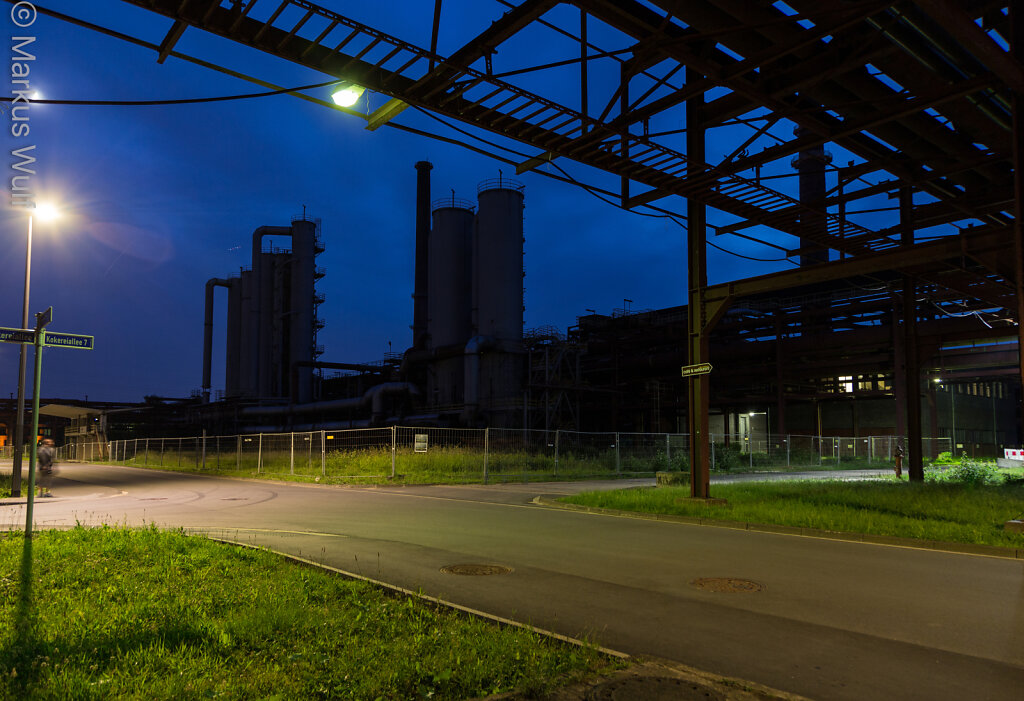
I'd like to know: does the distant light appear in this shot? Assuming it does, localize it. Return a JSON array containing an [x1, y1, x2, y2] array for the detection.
[[933, 378, 943, 384], [331, 84, 365, 107], [31, 91, 42, 101], [34, 202, 60, 222]]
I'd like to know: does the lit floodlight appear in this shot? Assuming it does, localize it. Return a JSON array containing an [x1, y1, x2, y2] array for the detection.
[[34, 202, 60, 222], [331, 83, 365, 107]]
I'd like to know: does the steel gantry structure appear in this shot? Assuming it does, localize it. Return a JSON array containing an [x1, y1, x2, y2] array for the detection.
[[33, 0, 1024, 495]]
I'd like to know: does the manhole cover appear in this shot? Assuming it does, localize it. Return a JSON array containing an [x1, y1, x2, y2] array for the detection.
[[440, 564, 513, 576], [587, 676, 724, 700], [691, 577, 764, 593]]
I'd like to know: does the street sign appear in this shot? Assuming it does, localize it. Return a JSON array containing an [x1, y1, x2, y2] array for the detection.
[[35, 306, 53, 329], [680, 362, 713, 377], [43, 332, 94, 350], [0, 327, 34, 344], [0, 326, 94, 349]]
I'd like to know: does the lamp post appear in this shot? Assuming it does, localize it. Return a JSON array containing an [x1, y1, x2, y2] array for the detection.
[[11, 203, 58, 498]]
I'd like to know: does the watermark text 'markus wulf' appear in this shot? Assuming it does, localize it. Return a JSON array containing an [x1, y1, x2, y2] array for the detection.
[[10, 1, 39, 209]]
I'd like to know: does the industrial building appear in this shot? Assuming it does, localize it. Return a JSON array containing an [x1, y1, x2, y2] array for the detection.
[[191, 160, 1018, 461], [48, 1, 1024, 492]]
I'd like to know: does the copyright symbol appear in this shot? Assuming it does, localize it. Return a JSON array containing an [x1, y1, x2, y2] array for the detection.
[[11, 2, 37, 28]]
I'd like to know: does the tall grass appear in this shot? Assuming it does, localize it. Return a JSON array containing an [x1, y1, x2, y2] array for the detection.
[[562, 480, 1024, 549], [104, 446, 667, 485], [0, 526, 619, 700]]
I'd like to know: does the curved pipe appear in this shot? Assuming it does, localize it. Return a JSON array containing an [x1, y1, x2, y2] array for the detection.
[[239, 382, 420, 420], [202, 278, 233, 401]]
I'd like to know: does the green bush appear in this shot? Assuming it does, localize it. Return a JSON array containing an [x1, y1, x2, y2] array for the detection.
[[711, 442, 742, 471], [932, 451, 958, 465], [928, 453, 999, 487]]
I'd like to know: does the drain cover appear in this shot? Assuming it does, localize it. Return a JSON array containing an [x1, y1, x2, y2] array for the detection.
[[588, 676, 724, 700], [691, 577, 764, 593], [440, 564, 513, 576]]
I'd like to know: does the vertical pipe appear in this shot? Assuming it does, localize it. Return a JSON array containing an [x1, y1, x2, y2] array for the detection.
[[615, 433, 620, 473], [202, 430, 207, 470], [413, 161, 432, 350], [322, 430, 326, 477], [554, 429, 560, 473], [145, 438, 149, 466]]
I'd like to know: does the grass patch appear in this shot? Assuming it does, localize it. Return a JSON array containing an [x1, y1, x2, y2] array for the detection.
[[100, 446, 662, 485], [0, 526, 621, 700], [561, 480, 1024, 549]]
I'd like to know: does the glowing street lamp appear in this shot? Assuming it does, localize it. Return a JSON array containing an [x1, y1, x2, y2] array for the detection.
[[11, 201, 60, 498], [331, 83, 365, 107]]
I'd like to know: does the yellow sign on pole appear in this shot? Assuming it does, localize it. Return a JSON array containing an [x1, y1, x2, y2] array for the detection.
[[680, 363, 713, 377]]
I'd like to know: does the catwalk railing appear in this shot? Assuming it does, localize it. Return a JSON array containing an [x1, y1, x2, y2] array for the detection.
[[70, 429, 954, 484]]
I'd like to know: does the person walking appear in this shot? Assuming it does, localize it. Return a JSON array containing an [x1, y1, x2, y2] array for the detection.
[[37, 438, 57, 497]]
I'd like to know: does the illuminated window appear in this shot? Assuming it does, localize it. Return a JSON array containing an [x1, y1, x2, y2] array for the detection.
[[838, 376, 854, 393]]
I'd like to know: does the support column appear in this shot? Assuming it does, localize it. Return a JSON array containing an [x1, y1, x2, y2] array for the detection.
[[1013, 3, 1024, 447], [687, 69, 711, 498], [774, 311, 787, 435], [891, 300, 907, 441], [900, 187, 924, 481]]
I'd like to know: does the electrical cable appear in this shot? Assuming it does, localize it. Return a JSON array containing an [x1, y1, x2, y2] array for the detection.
[[0, 79, 343, 106], [412, 106, 796, 264]]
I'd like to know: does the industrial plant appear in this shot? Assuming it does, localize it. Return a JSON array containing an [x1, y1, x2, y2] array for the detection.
[[185, 160, 1017, 456], [18, 0, 1022, 491]]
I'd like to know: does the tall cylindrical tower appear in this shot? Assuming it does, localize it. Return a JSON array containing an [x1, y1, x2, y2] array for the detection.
[[289, 218, 317, 404], [429, 200, 474, 349], [428, 197, 475, 408], [469, 177, 526, 426], [474, 178, 525, 341]]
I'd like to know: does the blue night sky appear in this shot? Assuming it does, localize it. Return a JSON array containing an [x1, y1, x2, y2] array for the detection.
[[2, 0, 907, 403]]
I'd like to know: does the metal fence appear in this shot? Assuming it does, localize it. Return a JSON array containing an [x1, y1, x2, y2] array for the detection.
[[713, 434, 951, 470], [82, 429, 955, 484]]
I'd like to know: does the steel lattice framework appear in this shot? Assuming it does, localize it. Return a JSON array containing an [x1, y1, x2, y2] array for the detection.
[[28, 0, 1024, 491]]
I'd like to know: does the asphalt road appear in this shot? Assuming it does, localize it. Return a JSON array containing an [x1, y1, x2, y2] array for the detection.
[[3, 464, 1023, 700]]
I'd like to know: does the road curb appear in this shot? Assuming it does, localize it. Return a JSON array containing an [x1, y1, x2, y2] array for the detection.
[[205, 535, 807, 701], [534, 497, 1024, 560]]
